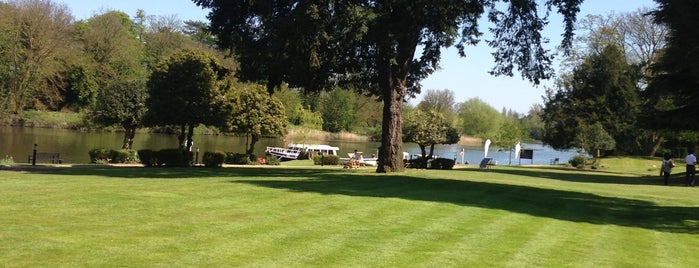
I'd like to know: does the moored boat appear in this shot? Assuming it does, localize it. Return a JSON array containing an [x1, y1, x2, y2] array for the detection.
[[265, 144, 340, 161]]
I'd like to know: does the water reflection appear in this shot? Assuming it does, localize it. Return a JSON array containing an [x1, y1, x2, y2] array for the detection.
[[0, 126, 579, 165]]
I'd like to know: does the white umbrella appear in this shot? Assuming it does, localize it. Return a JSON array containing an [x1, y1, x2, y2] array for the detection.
[[484, 139, 491, 158], [515, 142, 521, 159]]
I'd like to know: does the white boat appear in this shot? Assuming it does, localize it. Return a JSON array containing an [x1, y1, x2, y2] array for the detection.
[[265, 144, 340, 161], [264, 146, 301, 161]]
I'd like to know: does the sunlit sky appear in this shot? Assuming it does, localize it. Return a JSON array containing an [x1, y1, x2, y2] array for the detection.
[[60, 0, 657, 113]]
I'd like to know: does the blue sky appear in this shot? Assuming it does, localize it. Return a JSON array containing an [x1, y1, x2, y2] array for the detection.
[[60, 0, 657, 113]]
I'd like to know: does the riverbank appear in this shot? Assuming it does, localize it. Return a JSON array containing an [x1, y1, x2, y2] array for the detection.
[[1, 110, 485, 147], [0, 111, 85, 129]]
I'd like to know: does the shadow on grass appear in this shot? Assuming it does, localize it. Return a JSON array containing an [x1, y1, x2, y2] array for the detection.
[[2, 164, 344, 179], [474, 166, 685, 186], [231, 172, 698, 235], [14, 165, 698, 234]]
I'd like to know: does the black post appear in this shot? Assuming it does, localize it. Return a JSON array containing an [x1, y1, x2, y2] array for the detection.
[[32, 144, 37, 166], [321, 152, 324, 167]]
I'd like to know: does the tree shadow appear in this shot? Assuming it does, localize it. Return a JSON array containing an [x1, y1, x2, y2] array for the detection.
[[232, 173, 699, 234], [13, 165, 698, 234], [3, 164, 344, 179], [474, 166, 682, 186]]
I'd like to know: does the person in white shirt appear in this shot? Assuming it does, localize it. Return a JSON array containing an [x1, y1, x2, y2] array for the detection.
[[685, 150, 697, 187]]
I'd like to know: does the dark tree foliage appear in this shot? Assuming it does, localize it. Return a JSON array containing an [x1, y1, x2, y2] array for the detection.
[[542, 45, 642, 155], [193, 0, 582, 172], [646, 0, 699, 131]]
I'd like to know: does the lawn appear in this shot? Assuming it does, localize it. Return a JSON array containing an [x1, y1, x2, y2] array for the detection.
[[0, 158, 697, 267]]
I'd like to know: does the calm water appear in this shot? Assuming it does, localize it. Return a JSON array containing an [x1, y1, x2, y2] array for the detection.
[[0, 126, 579, 165]]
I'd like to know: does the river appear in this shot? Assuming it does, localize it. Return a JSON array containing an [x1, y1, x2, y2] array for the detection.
[[0, 126, 579, 165]]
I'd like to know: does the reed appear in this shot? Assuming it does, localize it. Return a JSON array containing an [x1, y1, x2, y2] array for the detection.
[[285, 127, 369, 143]]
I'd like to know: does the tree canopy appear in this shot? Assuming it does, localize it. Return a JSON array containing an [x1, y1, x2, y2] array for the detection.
[[90, 80, 148, 149], [543, 45, 641, 155], [0, 0, 74, 113], [146, 48, 233, 151], [220, 84, 287, 155], [646, 0, 699, 132], [403, 109, 456, 160], [194, 0, 583, 172]]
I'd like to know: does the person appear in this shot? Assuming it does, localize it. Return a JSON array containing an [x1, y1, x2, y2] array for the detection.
[[686, 150, 697, 187], [353, 149, 363, 161], [661, 153, 675, 186]]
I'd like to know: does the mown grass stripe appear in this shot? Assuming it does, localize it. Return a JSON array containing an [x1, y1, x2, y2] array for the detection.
[[2, 162, 699, 267]]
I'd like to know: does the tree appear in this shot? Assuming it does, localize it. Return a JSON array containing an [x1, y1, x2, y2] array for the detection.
[[520, 104, 545, 141], [457, 98, 503, 140], [0, 0, 74, 113], [542, 45, 641, 155], [574, 122, 616, 160], [493, 119, 525, 165], [90, 80, 148, 149], [418, 89, 457, 124], [194, 0, 582, 173], [403, 109, 451, 160], [571, 8, 667, 70], [646, 0, 699, 134], [183, 20, 217, 47], [273, 86, 323, 130], [146, 49, 232, 152], [221, 84, 287, 155], [138, 11, 193, 69], [563, 7, 668, 155], [75, 11, 146, 111], [320, 88, 356, 133]]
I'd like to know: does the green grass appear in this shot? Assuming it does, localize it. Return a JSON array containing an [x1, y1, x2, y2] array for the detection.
[[1, 160, 698, 267]]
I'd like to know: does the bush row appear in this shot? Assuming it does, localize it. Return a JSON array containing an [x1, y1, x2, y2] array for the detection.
[[88, 148, 139, 164], [138, 149, 194, 167], [89, 148, 284, 167], [312, 154, 340, 165], [406, 157, 455, 170], [201, 152, 281, 167]]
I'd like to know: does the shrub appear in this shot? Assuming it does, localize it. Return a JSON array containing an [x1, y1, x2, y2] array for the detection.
[[264, 155, 281, 165], [313, 154, 339, 165], [225, 152, 251, 165], [88, 148, 111, 164], [138, 149, 193, 167], [569, 155, 587, 168], [138, 149, 157, 166], [407, 157, 429, 169], [202, 151, 226, 167], [429, 158, 455, 170], [158, 149, 194, 167], [110, 149, 139, 164], [0, 155, 14, 165]]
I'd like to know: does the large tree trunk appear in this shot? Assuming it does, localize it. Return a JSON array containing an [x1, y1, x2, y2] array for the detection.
[[376, 90, 405, 173]]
